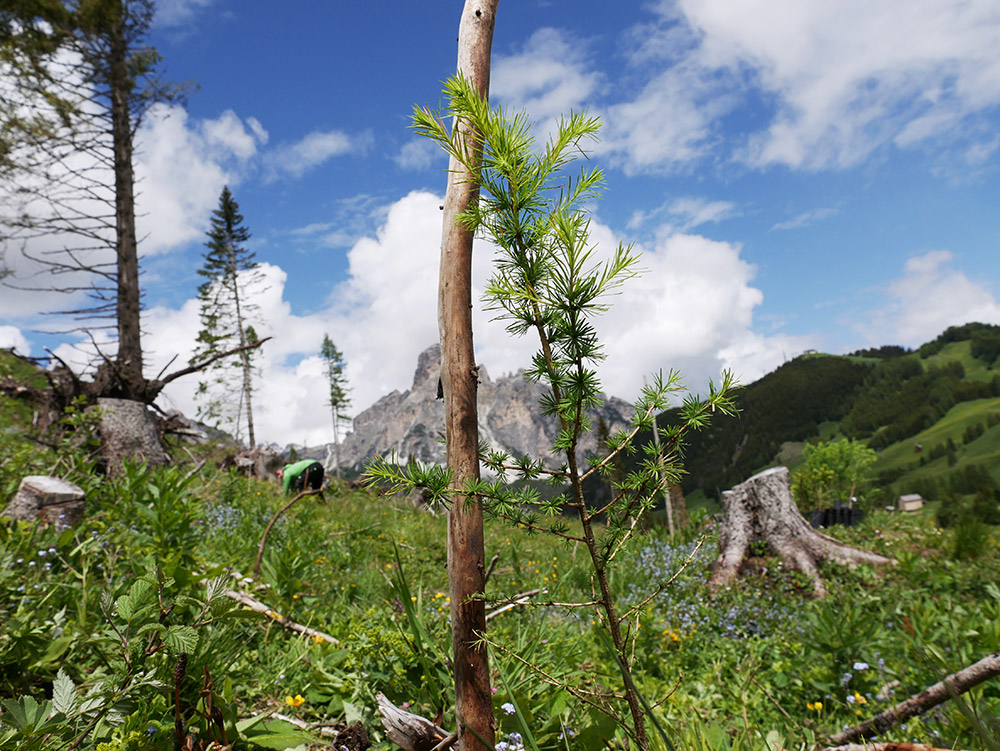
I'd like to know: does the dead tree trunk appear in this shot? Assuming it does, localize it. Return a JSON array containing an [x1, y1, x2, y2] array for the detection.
[[710, 466, 894, 597], [438, 2, 499, 749]]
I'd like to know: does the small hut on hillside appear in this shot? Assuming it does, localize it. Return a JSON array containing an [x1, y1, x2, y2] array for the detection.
[[897, 493, 924, 512]]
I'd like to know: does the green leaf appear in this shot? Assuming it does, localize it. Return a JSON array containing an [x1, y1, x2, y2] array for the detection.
[[52, 669, 77, 715], [164, 625, 199, 652]]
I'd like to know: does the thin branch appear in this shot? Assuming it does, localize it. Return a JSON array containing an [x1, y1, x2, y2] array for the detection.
[[223, 589, 338, 645], [254, 486, 323, 577]]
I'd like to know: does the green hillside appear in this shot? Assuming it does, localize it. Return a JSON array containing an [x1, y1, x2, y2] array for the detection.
[[667, 323, 1000, 508]]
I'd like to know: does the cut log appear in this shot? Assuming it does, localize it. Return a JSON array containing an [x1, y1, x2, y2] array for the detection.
[[376, 692, 454, 751], [2, 475, 85, 528], [709, 466, 894, 597], [96, 398, 169, 475]]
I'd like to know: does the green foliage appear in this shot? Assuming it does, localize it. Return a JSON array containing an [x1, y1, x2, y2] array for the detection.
[[791, 439, 876, 511], [402, 73, 737, 749]]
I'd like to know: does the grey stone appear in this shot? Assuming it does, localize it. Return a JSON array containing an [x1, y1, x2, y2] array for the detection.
[[3, 475, 85, 528]]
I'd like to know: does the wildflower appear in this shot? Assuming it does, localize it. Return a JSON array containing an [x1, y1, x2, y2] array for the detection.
[[807, 701, 823, 711], [853, 662, 869, 671], [312, 635, 326, 645], [501, 702, 515, 715], [853, 691, 867, 705], [284, 694, 306, 707]]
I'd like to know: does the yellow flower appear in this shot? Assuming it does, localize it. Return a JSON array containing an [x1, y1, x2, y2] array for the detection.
[[312, 635, 326, 645], [807, 701, 823, 711], [284, 695, 306, 707]]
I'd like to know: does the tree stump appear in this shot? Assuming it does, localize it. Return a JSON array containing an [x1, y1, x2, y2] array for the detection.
[[96, 398, 169, 475], [710, 466, 894, 597], [2, 475, 85, 528]]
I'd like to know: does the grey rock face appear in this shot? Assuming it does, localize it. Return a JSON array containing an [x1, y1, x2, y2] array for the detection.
[[334, 344, 633, 470], [3, 475, 85, 528]]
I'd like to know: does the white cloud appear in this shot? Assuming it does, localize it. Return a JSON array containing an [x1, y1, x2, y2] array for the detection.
[[135, 104, 265, 255], [263, 129, 368, 180], [0, 325, 30, 355], [493, 28, 602, 124], [155, 0, 215, 28], [771, 207, 838, 231], [141, 191, 795, 446], [629, 196, 739, 233], [393, 138, 442, 171], [856, 250, 1000, 346], [602, 0, 1000, 172]]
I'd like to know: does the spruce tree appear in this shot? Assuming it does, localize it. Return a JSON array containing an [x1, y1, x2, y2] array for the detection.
[[320, 334, 351, 477], [192, 186, 264, 448]]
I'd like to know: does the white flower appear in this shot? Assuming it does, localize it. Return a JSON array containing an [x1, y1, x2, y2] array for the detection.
[[853, 661, 869, 671], [501, 702, 516, 715]]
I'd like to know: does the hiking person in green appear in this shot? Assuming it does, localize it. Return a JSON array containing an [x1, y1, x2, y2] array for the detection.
[[277, 459, 325, 496]]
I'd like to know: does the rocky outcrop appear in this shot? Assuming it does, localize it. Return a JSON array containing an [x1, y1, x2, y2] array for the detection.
[[331, 344, 633, 470]]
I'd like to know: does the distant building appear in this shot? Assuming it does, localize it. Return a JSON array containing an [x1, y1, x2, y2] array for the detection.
[[897, 493, 924, 512]]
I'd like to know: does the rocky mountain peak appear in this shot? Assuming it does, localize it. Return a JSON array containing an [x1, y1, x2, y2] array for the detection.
[[322, 344, 632, 471]]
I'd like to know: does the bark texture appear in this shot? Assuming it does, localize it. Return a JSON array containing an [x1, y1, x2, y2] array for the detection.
[[438, 2, 499, 750], [710, 466, 894, 597], [826, 652, 1000, 746], [96, 397, 169, 474]]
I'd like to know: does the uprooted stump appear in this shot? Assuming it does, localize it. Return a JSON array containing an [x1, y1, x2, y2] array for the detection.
[[709, 466, 894, 597]]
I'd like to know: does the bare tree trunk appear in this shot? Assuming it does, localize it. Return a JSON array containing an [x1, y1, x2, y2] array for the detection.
[[710, 466, 894, 597], [109, 9, 143, 401], [826, 652, 1000, 747], [230, 250, 255, 450], [332, 404, 342, 479], [439, 2, 499, 749]]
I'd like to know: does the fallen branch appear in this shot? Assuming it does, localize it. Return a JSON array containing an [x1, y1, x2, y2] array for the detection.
[[224, 589, 338, 645], [254, 487, 324, 577], [826, 651, 1000, 746], [376, 691, 454, 751], [272, 712, 336, 737]]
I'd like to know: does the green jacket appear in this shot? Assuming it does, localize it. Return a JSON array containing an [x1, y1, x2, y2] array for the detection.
[[282, 459, 319, 494]]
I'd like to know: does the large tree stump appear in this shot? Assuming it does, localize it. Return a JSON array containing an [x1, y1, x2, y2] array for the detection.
[[96, 398, 169, 475], [710, 466, 894, 597]]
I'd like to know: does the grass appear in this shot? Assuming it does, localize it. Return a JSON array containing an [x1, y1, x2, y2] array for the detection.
[[1, 435, 998, 750]]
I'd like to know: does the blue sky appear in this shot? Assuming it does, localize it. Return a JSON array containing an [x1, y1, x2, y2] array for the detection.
[[3, 0, 1000, 446]]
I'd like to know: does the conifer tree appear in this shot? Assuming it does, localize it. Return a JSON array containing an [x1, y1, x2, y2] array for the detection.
[[192, 186, 264, 448], [320, 334, 351, 477]]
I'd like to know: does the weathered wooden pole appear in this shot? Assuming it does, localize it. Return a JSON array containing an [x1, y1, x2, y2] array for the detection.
[[438, 2, 499, 750]]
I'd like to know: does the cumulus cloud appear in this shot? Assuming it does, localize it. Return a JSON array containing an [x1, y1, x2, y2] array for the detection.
[[597, 0, 1000, 172], [135, 104, 266, 255], [0, 325, 30, 355], [856, 250, 1000, 346], [142, 191, 796, 446]]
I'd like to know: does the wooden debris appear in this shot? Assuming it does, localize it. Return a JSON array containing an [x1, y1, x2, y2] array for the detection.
[[376, 692, 454, 751], [224, 589, 338, 645], [826, 651, 1000, 746]]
